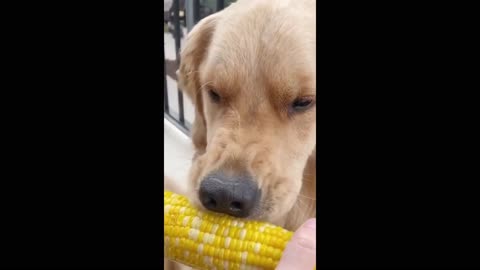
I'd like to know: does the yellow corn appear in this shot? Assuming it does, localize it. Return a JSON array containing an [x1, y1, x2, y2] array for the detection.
[[164, 190, 297, 270]]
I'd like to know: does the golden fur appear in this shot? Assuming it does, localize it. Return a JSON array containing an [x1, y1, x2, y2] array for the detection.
[[177, 0, 316, 232]]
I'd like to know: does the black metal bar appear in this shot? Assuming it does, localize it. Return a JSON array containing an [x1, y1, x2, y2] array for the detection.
[[216, 0, 224, 11], [177, 91, 185, 124], [164, 112, 190, 136], [173, 0, 185, 125], [173, 0, 182, 55], [193, 0, 201, 24], [163, 40, 169, 113]]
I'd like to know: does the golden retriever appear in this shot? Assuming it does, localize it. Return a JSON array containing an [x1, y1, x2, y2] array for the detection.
[[167, 0, 315, 267], [178, 0, 316, 230]]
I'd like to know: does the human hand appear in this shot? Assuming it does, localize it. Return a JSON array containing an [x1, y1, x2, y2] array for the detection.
[[276, 218, 316, 270]]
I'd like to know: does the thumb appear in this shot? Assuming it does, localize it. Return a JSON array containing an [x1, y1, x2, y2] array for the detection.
[[276, 218, 316, 270]]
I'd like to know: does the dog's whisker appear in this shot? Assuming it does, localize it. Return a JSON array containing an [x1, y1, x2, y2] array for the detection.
[[186, 69, 202, 77], [282, 189, 316, 200], [297, 194, 316, 201]]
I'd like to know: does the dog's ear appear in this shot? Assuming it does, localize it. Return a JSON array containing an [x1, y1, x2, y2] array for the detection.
[[177, 13, 219, 154]]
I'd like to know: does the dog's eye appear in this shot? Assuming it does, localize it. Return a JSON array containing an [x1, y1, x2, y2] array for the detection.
[[291, 96, 315, 112], [208, 89, 221, 103]]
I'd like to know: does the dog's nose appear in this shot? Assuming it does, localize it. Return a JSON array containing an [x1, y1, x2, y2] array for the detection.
[[199, 172, 260, 218]]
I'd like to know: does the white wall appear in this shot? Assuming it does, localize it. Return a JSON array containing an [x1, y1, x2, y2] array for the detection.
[[164, 118, 194, 196]]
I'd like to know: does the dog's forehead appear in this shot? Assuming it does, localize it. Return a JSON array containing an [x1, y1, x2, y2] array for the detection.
[[203, 38, 314, 99], [199, 2, 315, 103]]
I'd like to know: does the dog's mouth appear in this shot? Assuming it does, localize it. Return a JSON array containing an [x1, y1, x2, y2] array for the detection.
[[199, 192, 263, 219], [189, 189, 269, 221], [191, 170, 264, 218]]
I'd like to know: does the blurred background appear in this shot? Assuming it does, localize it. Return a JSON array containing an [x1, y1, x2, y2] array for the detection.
[[163, 0, 235, 190]]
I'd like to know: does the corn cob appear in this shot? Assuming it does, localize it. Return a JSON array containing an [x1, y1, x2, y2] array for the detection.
[[164, 190, 299, 270]]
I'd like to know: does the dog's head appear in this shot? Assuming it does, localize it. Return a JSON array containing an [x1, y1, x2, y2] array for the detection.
[[178, 1, 315, 225]]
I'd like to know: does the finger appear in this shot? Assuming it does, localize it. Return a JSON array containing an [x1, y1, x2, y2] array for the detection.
[[276, 218, 316, 270]]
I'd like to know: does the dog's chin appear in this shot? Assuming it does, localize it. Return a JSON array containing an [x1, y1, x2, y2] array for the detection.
[[184, 178, 294, 226], [187, 193, 295, 228]]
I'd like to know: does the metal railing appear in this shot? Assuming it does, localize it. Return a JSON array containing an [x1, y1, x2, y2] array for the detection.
[[163, 0, 233, 136]]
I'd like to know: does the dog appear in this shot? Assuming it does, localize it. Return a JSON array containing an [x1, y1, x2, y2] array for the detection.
[[167, 0, 316, 268], [178, 0, 316, 232]]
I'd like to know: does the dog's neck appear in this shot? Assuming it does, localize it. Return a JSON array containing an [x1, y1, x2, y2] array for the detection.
[[278, 149, 316, 231]]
